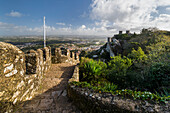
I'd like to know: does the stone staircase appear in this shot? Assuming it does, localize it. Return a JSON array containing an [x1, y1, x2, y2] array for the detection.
[[18, 63, 81, 113]]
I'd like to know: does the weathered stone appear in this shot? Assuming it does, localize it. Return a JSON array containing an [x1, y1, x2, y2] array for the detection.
[[52, 90, 62, 97], [53, 48, 79, 64], [5, 69, 18, 77], [4, 64, 13, 74], [0, 42, 81, 113], [12, 91, 20, 99], [62, 90, 67, 96], [38, 99, 53, 109], [67, 84, 169, 113]]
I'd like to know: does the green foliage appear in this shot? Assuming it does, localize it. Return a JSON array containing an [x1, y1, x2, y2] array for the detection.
[[148, 62, 170, 88], [79, 57, 107, 83], [128, 47, 148, 62], [108, 55, 132, 73], [106, 55, 132, 87], [102, 82, 117, 92], [71, 81, 170, 103], [78, 29, 170, 103]]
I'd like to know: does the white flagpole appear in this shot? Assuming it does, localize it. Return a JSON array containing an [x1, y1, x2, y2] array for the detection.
[[43, 16, 46, 47]]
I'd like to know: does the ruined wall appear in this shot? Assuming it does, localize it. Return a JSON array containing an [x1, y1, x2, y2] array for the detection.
[[52, 48, 79, 64], [0, 42, 51, 112]]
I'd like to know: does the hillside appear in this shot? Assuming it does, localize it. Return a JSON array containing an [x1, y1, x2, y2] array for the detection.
[[82, 28, 170, 95], [86, 28, 170, 62]]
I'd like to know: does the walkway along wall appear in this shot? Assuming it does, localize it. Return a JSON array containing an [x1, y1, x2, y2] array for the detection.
[[0, 42, 51, 112], [0, 42, 79, 112]]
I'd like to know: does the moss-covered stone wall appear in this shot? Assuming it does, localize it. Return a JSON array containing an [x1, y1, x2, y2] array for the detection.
[[0, 42, 51, 112]]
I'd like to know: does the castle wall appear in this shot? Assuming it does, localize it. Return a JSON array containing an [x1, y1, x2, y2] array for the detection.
[[106, 42, 115, 57], [0, 41, 78, 112], [0, 42, 51, 112], [53, 48, 79, 64]]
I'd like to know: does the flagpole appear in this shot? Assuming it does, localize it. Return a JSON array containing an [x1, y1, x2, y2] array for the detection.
[[43, 16, 46, 47]]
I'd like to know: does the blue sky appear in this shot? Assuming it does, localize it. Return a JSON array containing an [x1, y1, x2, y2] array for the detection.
[[0, 0, 170, 36], [0, 0, 92, 28]]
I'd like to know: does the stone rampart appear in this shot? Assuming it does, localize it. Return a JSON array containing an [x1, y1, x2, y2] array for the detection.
[[0, 42, 51, 112], [68, 65, 79, 83], [52, 48, 79, 64], [42, 47, 51, 72]]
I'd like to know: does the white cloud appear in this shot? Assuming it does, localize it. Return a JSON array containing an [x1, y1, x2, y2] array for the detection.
[[56, 22, 66, 26], [90, 0, 170, 32], [0, 21, 113, 36], [81, 25, 86, 29], [166, 7, 170, 11], [2, 0, 170, 36], [6, 11, 22, 17]]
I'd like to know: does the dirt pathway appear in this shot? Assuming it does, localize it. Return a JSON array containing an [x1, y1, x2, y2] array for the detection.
[[19, 63, 81, 113]]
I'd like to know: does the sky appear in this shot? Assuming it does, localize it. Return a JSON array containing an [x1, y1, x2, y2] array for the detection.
[[0, 0, 170, 36]]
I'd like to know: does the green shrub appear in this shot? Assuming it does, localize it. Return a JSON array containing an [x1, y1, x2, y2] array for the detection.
[[128, 47, 148, 63], [106, 55, 132, 87], [126, 61, 170, 93], [148, 62, 170, 88], [79, 57, 107, 83], [102, 82, 117, 92], [71, 81, 170, 103]]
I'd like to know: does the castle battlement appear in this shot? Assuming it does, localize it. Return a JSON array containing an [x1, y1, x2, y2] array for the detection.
[[0, 42, 79, 112]]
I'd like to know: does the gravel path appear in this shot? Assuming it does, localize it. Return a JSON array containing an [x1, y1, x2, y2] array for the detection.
[[19, 63, 81, 113]]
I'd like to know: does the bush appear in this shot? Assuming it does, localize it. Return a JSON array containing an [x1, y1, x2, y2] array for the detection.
[[147, 62, 170, 89], [71, 81, 170, 103], [126, 61, 170, 93], [79, 57, 107, 83], [106, 55, 132, 88], [128, 47, 148, 63]]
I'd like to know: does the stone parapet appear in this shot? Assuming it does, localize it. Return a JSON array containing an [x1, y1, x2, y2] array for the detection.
[[0, 42, 51, 112], [53, 48, 79, 64], [67, 84, 169, 113], [25, 50, 38, 74], [68, 65, 79, 83]]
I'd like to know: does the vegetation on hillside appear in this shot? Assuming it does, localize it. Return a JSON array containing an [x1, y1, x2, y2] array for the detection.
[[76, 28, 170, 103]]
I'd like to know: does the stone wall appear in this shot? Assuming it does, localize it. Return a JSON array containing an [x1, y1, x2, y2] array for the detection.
[[106, 42, 115, 57], [67, 66, 169, 113], [52, 48, 79, 64], [68, 65, 79, 83], [68, 85, 169, 113], [0, 42, 51, 112]]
